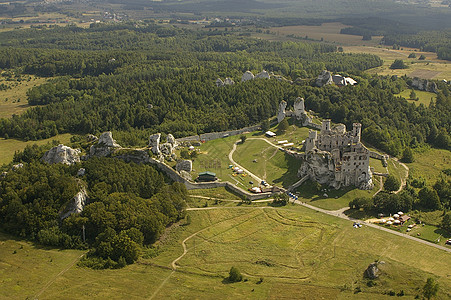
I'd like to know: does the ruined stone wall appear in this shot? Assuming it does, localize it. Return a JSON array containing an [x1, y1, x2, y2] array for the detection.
[[147, 158, 273, 200], [175, 125, 261, 143]]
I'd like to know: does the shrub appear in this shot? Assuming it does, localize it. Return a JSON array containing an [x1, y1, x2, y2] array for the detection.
[[228, 266, 243, 282], [390, 59, 408, 69]]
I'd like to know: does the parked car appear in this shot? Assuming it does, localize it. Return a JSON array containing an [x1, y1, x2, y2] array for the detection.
[[446, 239, 451, 245]]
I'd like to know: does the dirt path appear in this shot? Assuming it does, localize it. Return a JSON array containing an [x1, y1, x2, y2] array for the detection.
[[34, 252, 87, 299], [228, 141, 264, 184], [373, 176, 384, 196], [394, 158, 409, 194]]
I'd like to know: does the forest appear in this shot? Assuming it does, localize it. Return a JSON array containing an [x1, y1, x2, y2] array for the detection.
[[0, 23, 449, 156], [0, 152, 187, 268], [0, 21, 450, 267]]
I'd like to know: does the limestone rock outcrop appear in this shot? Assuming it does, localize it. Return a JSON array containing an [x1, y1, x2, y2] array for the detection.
[[12, 163, 24, 171], [298, 149, 335, 185], [216, 78, 224, 87], [77, 168, 86, 176], [42, 144, 81, 165], [98, 131, 120, 147], [255, 70, 270, 79], [411, 77, 438, 93], [315, 70, 333, 87], [160, 143, 173, 156], [176, 160, 193, 173], [149, 133, 161, 155], [216, 77, 235, 87], [60, 187, 88, 220], [167, 134, 177, 148], [241, 71, 255, 82], [277, 100, 287, 123], [90, 131, 121, 157]]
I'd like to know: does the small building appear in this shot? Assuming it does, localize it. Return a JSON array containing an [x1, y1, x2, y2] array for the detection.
[[197, 171, 217, 182], [399, 215, 411, 224], [265, 131, 276, 138]]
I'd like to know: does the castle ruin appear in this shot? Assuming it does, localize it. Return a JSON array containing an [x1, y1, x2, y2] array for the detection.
[[300, 120, 373, 190]]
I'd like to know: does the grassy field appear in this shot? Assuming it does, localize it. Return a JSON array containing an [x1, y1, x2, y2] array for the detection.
[[395, 89, 436, 107], [295, 179, 380, 211], [0, 76, 47, 118], [3, 205, 450, 299], [268, 23, 383, 46], [0, 134, 73, 166], [407, 148, 451, 185], [344, 46, 451, 80]]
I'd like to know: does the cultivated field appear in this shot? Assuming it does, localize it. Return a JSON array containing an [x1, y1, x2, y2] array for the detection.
[[2, 205, 451, 299], [0, 134, 73, 166], [268, 23, 383, 46]]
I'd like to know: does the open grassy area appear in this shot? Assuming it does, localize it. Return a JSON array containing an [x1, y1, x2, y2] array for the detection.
[[345, 46, 451, 80], [295, 179, 379, 211], [395, 89, 436, 107], [0, 75, 47, 118], [407, 148, 451, 185], [0, 231, 86, 299], [2, 205, 451, 299], [0, 134, 73, 166], [234, 139, 302, 188]]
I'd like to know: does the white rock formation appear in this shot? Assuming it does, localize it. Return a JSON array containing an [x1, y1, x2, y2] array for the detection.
[[90, 131, 121, 157], [98, 131, 120, 147], [176, 160, 193, 173], [12, 163, 24, 171], [160, 143, 173, 156], [411, 77, 438, 93], [77, 168, 86, 176], [298, 149, 335, 185], [315, 70, 333, 87], [277, 100, 287, 123], [224, 77, 235, 85], [167, 134, 177, 148], [255, 70, 270, 79], [216, 78, 224, 87], [241, 71, 255, 82], [149, 133, 161, 155], [42, 144, 81, 165], [60, 187, 88, 220]]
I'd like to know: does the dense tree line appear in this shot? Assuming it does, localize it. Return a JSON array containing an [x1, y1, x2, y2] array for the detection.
[[0, 156, 187, 267], [382, 30, 451, 61], [0, 23, 448, 156]]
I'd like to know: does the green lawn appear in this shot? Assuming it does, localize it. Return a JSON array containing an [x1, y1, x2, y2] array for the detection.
[[234, 139, 302, 188], [395, 89, 436, 107], [295, 179, 379, 210], [0, 134, 73, 166]]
